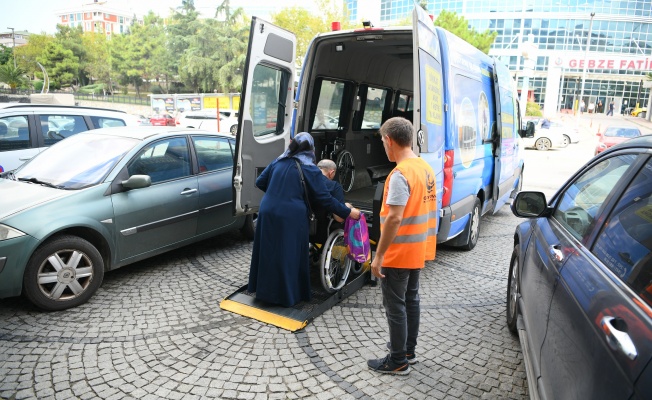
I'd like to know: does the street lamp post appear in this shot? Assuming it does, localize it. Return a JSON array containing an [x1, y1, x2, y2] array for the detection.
[[578, 12, 595, 116], [7, 27, 16, 69]]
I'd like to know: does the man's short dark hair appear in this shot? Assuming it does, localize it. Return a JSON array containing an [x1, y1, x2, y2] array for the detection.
[[380, 117, 413, 147]]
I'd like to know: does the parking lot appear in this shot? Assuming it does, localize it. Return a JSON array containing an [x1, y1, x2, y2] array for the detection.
[[1, 113, 650, 400]]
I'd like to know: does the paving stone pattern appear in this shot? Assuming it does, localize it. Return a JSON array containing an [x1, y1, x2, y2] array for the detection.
[[0, 208, 527, 399]]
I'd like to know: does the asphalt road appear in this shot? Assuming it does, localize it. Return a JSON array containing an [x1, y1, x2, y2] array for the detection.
[[2, 112, 647, 400]]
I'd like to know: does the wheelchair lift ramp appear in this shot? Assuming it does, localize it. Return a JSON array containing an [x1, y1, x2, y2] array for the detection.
[[220, 270, 370, 332]]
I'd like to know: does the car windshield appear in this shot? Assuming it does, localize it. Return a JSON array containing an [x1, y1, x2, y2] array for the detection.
[[16, 134, 137, 189], [604, 128, 640, 138]]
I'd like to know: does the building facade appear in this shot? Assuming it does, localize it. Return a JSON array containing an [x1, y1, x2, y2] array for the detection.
[[55, 0, 143, 37], [345, 0, 651, 116], [0, 31, 29, 49]]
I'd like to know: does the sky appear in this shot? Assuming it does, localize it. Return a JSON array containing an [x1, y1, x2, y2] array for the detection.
[[0, 0, 317, 35]]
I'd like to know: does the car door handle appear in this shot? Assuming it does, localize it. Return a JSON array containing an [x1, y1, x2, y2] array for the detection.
[[549, 244, 563, 262], [180, 188, 197, 195], [601, 316, 637, 360], [19, 156, 33, 161]]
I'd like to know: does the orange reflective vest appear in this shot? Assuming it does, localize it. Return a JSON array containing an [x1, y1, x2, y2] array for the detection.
[[379, 157, 437, 269]]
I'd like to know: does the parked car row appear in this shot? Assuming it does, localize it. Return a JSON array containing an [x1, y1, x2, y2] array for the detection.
[[0, 104, 141, 173], [0, 127, 255, 311], [175, 109, 239, 135]]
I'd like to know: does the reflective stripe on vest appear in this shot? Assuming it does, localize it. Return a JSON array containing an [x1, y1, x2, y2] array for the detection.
[[379, 158, 437, 269]]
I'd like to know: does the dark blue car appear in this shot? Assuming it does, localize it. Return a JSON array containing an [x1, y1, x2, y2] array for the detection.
[[508, 135, 652, 399]]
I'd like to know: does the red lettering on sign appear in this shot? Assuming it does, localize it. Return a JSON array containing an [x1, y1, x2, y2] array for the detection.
[[588, 60, 595, 68], [607, 60, 614, 68], [620, 60, 627, 68], [569, 59, 577, 68], [627, 61, 635, 69]]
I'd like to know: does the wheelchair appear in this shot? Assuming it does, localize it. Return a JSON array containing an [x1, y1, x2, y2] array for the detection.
[[309, 217, 365, 293]]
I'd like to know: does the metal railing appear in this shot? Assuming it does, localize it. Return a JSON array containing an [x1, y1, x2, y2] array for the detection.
[[0, 88, 150, 106]]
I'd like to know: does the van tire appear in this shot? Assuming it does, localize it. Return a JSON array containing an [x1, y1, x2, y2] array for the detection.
[[460, 197, 481, 251]]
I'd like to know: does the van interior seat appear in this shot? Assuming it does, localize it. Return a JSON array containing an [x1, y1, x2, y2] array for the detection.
[[367, 163, 396, 183]]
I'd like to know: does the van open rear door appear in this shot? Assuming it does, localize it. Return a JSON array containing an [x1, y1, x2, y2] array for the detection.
[[491, 59, 518, 213], [233, 18, 296, 215], [412, 5, 445, 215]]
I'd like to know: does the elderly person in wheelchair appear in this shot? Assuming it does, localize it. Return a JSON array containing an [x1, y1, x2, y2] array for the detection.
[[310, 159, 364, 293]]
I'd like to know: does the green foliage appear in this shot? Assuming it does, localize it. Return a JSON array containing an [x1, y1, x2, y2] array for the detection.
[[33, 80, 44, 92], [0, 64, 30, 92], [37, 41, 79, 89], [272, 0, 355, 65], [77, 83, 109, 94], [0, 45, 12, 66], [526, 101, 543, 116], [433, 10, 497, 54]]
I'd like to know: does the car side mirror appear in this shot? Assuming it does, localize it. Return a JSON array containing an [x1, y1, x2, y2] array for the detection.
[[121, 174, 152, 190], [519, 121, 536, 138], [511, 191, 549, 218]]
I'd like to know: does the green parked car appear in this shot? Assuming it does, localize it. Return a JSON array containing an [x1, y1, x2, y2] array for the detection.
[[0, 127, 255, 310]]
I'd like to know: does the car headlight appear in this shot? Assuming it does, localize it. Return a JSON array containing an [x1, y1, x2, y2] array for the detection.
[[0, 224, 26, 241], [597, 143, 607, 150]]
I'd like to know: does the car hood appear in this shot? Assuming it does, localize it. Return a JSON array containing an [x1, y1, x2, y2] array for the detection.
[[601, 136, 630, 147], [0, 179, 72, 220]]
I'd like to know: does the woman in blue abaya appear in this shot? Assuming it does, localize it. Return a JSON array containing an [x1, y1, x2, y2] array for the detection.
[[248, 132, 360, 307]]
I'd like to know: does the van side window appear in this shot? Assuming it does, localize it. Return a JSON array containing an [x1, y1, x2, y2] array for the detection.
[[311, 80, 347, 130], [90, 116, 126, 128], [41, 115, 89, 145], [0, 116, 30, 151], [354, 86, 389, 131], [250, 64, 290, 137]]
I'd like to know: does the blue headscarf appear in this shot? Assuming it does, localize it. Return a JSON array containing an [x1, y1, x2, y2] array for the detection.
[[277, 132, 316, 165]]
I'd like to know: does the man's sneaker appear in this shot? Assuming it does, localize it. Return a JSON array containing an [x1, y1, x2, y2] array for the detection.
[[386, 342, 418, 364], [367, 355, 410, 375]]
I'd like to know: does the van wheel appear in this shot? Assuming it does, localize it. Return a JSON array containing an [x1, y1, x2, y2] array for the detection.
[[23, 235, 104, 311], [241, 213, 257, 240], [506, 246, 520, 334], [460, 197, 481, 251], [535, 138, 551, 151]]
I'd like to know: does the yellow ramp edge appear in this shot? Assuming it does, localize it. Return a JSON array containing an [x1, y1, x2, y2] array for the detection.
[[220, 299, 308, 332]]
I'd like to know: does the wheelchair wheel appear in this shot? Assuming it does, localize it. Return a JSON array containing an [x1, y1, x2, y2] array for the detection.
[[320, 229, 353, 293], [336, 150, 355, 192]]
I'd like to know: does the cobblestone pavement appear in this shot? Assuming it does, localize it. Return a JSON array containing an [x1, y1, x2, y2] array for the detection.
[[0, 207, 527, 400]]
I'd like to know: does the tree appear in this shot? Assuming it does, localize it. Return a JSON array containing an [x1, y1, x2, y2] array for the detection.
[[166, 0, 202, 89], [0, 64, 30, 93], [271, 0, 355, 66], [53, 25, 89, 86], [14, 34, 54, 79], [0, 45, 12, 66], [81, 32, 111, 92], [434, 10, 496, 54], [212, 0, 249, 92], [37, 42, 79, 89]]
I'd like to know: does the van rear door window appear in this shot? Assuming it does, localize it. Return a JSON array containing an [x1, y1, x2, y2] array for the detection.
[[250, 64, 290, 137], [312, 80, 346, 130], [360, 86, 388, 130]]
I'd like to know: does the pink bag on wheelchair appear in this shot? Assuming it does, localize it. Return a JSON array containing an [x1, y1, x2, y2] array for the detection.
[[344, 213, 371, 263]]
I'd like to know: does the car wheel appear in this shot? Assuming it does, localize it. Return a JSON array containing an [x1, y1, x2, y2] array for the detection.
[[535, 138, 551, 151], [460, 197, 481, 251], [320, 229, 353, 293], [241, 213, 257, 240], [506, 245, 520, 334], [230, 124, 238, 135], [23, 235, 104, 311], [562, 135, 570, 148]]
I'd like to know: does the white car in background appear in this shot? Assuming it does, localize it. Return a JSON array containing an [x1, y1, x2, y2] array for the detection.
[[527, 118, 581, 147], [521, 118, 567, 151], [176, 109, 239, 134]]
